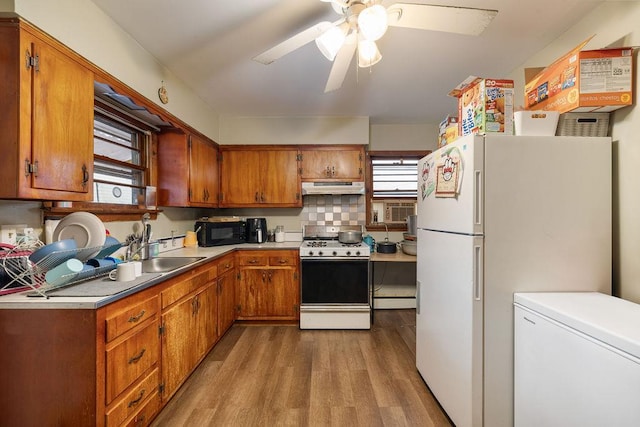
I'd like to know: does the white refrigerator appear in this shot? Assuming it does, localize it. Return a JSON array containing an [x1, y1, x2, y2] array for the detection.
[[415, 133, 612, 427]]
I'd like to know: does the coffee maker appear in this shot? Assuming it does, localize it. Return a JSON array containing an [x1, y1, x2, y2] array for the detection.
[[246, 218, 267, 243]]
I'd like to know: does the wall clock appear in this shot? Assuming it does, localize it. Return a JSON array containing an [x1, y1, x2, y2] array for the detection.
[[158, 81, 169, 104]]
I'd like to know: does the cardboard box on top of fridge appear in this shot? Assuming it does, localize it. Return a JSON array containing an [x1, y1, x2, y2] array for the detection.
[[524, 36, 634, 114], [449, 76, 514, 137], [438, 115, 459, 148]]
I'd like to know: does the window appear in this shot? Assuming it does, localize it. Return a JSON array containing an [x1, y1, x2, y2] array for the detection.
[[366, 151, 430, 230], [93, 114, 148, 205]]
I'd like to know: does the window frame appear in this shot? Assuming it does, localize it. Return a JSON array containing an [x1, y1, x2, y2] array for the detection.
[[365, 150, 430, 231]]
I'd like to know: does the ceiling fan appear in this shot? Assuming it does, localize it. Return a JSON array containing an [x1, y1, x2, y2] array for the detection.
[[253, 0, 498, 93]]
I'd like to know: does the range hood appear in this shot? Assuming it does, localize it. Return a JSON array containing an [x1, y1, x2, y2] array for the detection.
[[301, 181, 365, 195]]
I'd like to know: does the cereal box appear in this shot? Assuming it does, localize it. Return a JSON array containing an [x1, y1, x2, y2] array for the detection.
[[438, 115, 459, 147], [449, 76, 514, 136], [525, 37, 633, 113]]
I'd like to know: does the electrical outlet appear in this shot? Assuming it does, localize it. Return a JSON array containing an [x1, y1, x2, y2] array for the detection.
[[1, 226, 17, 245]]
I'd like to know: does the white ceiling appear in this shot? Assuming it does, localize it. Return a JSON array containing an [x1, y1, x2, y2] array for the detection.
[[90, 0, 604, 125]]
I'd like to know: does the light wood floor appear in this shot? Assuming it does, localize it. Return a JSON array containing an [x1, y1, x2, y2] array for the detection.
[[151, 309, 452, 426]]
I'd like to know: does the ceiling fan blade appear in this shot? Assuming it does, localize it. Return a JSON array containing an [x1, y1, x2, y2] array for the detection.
[[325, 34, 357, 93], [387, 3, 498, 36], [253, 21, 334, 65]]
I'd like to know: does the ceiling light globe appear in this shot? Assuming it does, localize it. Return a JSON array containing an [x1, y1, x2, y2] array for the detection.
[[316, 25, 347, 61], [358, 4, 388, 41], [358, 40, 382, 68]]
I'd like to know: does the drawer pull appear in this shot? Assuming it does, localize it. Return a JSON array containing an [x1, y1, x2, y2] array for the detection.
[[224, 263, 231, 269], [128, 310, 146, 323], [278, 259, 288, 264], [134, 414, 146, 426], [127, 389, 146, 408], [248, 259, 259, 264], [128, 348, 146, 364]]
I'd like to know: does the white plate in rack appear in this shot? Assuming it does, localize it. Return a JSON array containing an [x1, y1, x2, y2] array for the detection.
[[52, 212, 106, 261]]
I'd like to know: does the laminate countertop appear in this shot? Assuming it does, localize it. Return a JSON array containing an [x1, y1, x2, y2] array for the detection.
[[0, 241, 301, 310]]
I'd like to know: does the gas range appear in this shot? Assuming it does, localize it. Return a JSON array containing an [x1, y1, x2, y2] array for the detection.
[[299, 225, 370, 258]]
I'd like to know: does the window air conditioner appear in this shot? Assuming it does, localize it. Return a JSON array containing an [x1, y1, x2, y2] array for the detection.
[[383, 201, 416, 224]]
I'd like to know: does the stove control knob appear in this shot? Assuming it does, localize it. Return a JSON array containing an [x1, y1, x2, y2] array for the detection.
[[356, 251, 361, 256], [346, 251, 351, 256], [308, 251, 313, 256], [318, 251, 323, 256], [332, 251, 337, 256]]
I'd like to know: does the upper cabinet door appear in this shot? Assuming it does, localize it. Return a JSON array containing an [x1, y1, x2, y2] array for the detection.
[[261, 149, 300, 205], [0, 22, 94, 200], [30, 38, 94, 194], [219, 149, 262, 206], [219, 148, 301, 208], [299, 146, 364, 181], [189, 134, 218, 206]]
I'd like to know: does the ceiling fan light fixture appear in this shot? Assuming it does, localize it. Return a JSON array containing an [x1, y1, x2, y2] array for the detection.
[[357, 39, 382, 68], [357, 4, 388, 41], [316, 23, 348, 61], [320, 0, 348, 15]]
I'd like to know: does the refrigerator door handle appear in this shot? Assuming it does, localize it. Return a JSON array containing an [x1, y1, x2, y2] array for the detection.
[[416, 280, 421, 314], [474, 170, 482, 226], [474, 243, 483, 301]]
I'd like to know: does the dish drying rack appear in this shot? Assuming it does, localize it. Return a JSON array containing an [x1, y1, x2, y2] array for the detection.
[[0, 240, 122, 298]]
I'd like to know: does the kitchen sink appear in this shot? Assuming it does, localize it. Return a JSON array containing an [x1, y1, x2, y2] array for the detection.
[[141, 256, 206, 273]]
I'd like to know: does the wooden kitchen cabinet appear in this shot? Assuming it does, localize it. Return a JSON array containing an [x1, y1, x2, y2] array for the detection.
[[216, 254, 236, 337], [219, 146, 301, 207], [298, 145, 365, 181], [157, 130, 219, 207], [236, 250, 299, 321], [0, 18, 94, 200], [160, 264, 218, 400], [103, 289, 162, 427]]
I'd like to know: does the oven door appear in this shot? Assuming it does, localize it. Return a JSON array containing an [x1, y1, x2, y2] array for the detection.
[[300, 258, 371, 329]]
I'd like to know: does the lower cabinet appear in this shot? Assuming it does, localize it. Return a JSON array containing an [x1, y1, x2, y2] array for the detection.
[[216, 254, 236, 338], [236, 250, 299, 321], [160, 265, 218, 401], [0, 249, 301, 426]]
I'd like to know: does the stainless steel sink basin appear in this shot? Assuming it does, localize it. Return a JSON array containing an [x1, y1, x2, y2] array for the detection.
[[141, 256, 206, 273]]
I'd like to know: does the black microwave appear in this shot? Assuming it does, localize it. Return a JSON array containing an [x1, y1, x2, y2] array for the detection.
[[195, 220, 246, 247]]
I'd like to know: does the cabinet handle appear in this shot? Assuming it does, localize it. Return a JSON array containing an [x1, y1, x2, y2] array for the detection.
[[325, 166, 331, 177], [128, 310, 146, 323], [248, 259, 259, 264], [268, 271, 273, 282], [278, 259, 288, 264], [331, 166, 335, 177], [255, 192, 259, 202], [128, 389, 146, 408], [224, 263, 231, 269], [81, 164, 89, 189], [134, 414, 146, 426], [128, 348, 146, 364], [261, 192, 265, 203], [262, 271, 267, 283]]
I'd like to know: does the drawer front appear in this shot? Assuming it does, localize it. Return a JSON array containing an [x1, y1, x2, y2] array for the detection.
[[106, 321, 159, 404], [161, 268, 216, 309], [123, 388, 161, 427], [216, 255, 235, 275], [268, 255, 297, 266], [106, 296, 159, 343], [238, 254, 268, 266], [106, 368, 159, 427]]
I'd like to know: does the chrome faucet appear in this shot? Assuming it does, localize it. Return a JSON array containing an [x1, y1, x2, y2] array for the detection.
[[125, 213, 152, 261]]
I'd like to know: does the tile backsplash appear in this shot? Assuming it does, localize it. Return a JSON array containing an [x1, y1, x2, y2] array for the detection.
[[300, 195, 365, 226]]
